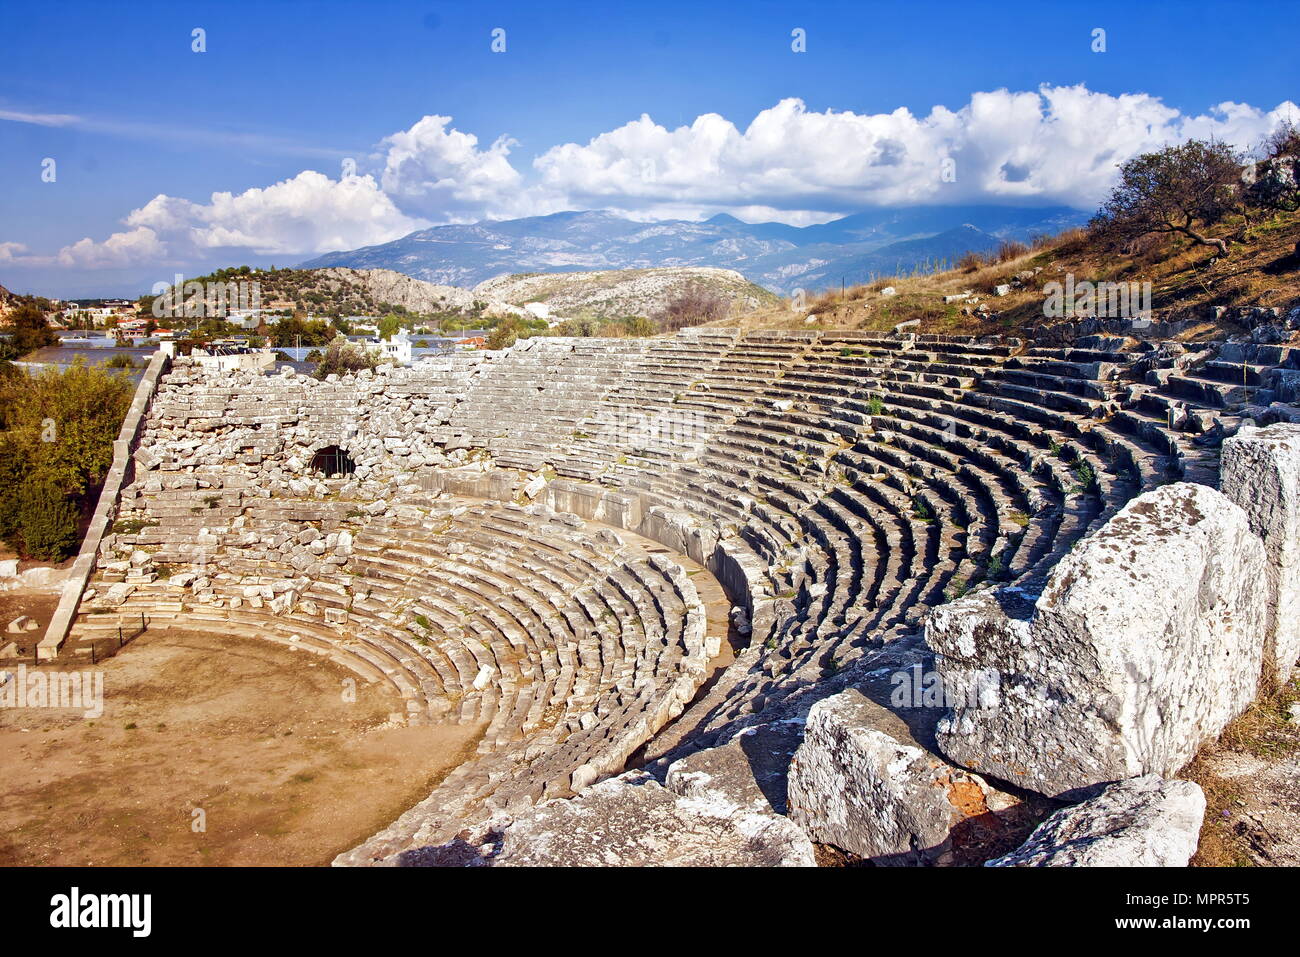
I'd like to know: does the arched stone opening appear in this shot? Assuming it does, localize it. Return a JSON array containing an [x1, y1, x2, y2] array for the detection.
[[310, 445, 357, 477]]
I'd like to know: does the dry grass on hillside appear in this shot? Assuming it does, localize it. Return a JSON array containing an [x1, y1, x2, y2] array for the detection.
[[717, 209, 1300, 340]]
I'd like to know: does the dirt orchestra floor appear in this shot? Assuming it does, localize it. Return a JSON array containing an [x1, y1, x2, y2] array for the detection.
[[0, 628, 483, 866]]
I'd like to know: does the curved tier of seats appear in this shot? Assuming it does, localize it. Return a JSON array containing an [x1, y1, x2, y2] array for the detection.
[[69, 498, 716, 820], [65, 327, 1294, 850]]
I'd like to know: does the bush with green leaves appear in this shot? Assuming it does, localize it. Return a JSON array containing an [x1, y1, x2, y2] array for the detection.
[[312, 336, 382, 379], [0, 303, 59, 359], [15, 480, 79, 561], [0, 360, 134, 560]]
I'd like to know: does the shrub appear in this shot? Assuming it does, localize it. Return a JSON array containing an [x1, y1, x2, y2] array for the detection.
[[996, 239, 1030, 262], [1, 303, 59, 357], [105, 353, 135, 369], [313, 337, 381, 378], [16, 479, 80, 561], [0, 361, 133, 559], [552, 317, 599, 338], [957, 250, 985, 272], [654, 283, 729, 331], [620, 315, 658, 337], [486, 317, 527, 350]]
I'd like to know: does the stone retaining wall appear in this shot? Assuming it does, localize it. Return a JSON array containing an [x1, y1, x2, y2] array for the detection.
[[38, 350, 170, 660]]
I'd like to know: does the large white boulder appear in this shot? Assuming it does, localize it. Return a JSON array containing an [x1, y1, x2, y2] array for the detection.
[[787, 687, 1022, 864], [412, 770, 816, 867], [986, 776, 1205, 867], [926, 482, 1267, 798], [1221, 422, 1300, 684]]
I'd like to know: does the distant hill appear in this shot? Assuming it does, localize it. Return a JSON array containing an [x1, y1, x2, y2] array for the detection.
[[147, 266, 526, 320], [475, 267, 780, 320], [145, 264, 778, 324], [0, 281, 53, 320], [785, 225, 1004, 292], [300, 206, 1089, 294]]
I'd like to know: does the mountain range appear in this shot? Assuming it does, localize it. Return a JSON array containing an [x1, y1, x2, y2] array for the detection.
[[300, 205, 1089, 294]]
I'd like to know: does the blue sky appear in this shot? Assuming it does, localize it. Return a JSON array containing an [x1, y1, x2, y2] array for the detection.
[[2, 0, 1298, 296]]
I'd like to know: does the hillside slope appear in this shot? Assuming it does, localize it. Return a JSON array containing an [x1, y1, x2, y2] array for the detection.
[[148, 266, 525, 320], [726, 208, 1300, 342], [475, 266, 780, 319], [309, 267, 525, 317]]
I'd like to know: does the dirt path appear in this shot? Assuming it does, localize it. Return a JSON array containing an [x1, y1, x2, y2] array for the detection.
[[0, 628, 482, 865]]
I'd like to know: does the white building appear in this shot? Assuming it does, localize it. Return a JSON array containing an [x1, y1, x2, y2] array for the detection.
[[227, 309, 280, 330], [371, 332, 412, 366], [181, 341, 276, 373]]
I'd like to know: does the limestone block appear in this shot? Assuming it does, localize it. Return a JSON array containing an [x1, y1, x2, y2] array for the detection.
[[420, 771, 815, 867], [103, 583, 136, 607], [1221, 423, 1300, 683], [788, 688, 1019, 864], [926, 483, 1267, 798], [986, 776, 1204, 867]]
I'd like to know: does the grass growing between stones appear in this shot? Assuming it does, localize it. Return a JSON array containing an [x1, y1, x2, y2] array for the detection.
[[1185, 676, 1300, 867]]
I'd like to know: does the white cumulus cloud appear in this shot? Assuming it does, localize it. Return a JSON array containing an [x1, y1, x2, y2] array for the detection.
[[0, 242, 31, 263], [51, 170, 428, 270], [378, 114, 549, 220], [56, 227, 166, 268], [533, 86, 1300, 221], [126, 170, 428, 256], [24, 86, 1300, 274]]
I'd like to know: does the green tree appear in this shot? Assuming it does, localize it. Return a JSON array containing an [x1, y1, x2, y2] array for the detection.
[[3, 303, 59, 357], [313, 337, 381, 379], [1090, 139, 1244, 256], [486, 317, 526, 350], [271, 315, 336, 347], [0, 360, 134, 559], [16, 479, 79, 561]]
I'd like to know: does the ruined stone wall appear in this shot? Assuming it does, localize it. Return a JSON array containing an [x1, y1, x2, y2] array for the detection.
[[38, 350, 170, 660], [135, 353, 490, 487]]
